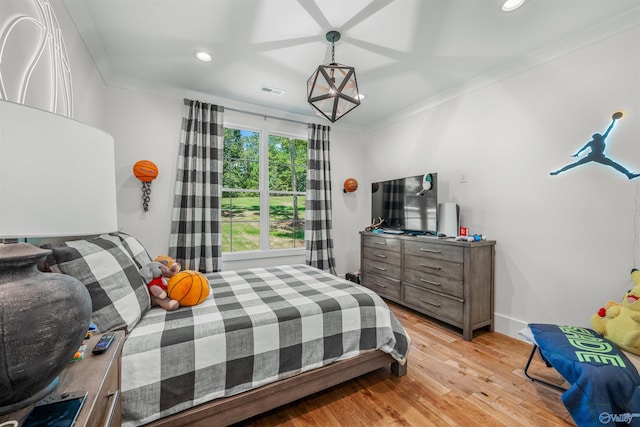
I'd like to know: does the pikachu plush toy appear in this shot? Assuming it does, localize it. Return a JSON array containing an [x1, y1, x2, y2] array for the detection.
[[591, 269, 640, 355]]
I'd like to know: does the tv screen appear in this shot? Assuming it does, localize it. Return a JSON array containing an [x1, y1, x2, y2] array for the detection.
[[371, 173, 438, 235]]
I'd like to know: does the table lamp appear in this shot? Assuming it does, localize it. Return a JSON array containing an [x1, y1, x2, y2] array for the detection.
[[0, 100, 118, 413]]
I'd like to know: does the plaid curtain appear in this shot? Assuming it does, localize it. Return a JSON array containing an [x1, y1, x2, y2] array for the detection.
[[305, 123, 336, 275], [168, 99, 223, 273]]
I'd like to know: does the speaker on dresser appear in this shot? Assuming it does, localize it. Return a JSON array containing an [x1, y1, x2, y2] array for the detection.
[[438, 202, 460, 237]]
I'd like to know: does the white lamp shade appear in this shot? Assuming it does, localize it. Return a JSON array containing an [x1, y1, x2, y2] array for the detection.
[[0, 100, 118, 238]]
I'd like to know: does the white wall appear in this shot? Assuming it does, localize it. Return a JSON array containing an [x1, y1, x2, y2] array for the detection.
[[99, 89, 367, 276], [362, 27, 640, 336], [4, 1, 638, 339]]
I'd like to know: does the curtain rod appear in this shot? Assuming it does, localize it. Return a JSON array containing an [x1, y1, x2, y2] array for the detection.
[[225, 106, 310, 126]]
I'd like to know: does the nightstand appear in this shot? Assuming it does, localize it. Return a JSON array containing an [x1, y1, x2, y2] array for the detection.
[[0, 330, 124, 426]]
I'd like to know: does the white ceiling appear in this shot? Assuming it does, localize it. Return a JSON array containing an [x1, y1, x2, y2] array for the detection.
[[62, 0, 640, 131]]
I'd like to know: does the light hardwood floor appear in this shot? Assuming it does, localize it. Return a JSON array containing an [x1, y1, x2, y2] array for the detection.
[[237, 301, 574, 426]]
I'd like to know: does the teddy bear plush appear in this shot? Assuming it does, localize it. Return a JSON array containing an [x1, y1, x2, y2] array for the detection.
[[591, 269, 640, 355], [154, 255, 181, 275], [139, 261, 180, 311]]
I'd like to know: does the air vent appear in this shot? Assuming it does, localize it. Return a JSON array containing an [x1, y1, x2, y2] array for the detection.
[[261, 86, 285, 96]]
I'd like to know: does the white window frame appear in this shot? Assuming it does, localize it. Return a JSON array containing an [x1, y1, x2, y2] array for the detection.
[[222, 120, 307, 262]]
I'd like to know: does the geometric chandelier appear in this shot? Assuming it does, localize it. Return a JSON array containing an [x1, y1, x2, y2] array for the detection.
[[307, 30, 361, 123]]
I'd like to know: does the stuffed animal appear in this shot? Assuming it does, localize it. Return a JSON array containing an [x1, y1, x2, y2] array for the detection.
[[154, 255, 181, 276], [167, 270, 210, 307], [591, 269, 640, 355], [139, 262, 180, 311]]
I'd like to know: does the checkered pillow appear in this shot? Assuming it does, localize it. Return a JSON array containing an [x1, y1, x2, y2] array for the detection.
[[96, 232, 154, 269], [42, 235, 151, 333]]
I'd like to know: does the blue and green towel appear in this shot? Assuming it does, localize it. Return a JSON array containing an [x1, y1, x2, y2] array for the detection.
[[529, 323, 640, 426]]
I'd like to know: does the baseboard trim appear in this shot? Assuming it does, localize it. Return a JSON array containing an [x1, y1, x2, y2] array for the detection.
[[494, 313, 529, 342]]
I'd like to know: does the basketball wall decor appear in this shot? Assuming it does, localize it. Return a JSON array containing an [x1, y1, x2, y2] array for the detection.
[[133, 160, 158, 182], [167, 270, 210, 306], [343, 177, 358, 193], [133, 160, 158, 212]]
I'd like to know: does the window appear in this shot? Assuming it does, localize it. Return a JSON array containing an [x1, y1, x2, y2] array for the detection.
[[222, 127, 307, 253]]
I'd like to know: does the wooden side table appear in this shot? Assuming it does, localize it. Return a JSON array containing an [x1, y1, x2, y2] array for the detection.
[[0, 330, 124, 427]]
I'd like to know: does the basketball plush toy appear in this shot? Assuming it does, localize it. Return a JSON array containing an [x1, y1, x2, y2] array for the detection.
[[133, 160, 158, 212], [167, 270, 210, 306]]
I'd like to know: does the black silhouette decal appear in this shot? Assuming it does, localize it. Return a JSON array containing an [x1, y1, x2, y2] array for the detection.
[[550, 112, 639, 180]]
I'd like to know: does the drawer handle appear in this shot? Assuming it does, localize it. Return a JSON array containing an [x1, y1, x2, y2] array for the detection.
[[375, 242, 387, 246], [374, 266, 388, 271], [419, 263, 441, 270], [420, 278, 441, 286], [420, 299, 441, 308], [375, 254, 387, 258], [373, 282, 387, 289], [103, 390, 120, 427], [420, 248, 441, 253]]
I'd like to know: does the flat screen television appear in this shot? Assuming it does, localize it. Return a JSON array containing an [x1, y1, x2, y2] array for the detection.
[[370, 173, 438, 235]]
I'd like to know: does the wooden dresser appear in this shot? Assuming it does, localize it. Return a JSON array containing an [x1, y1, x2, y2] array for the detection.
[[0, 330, 124, 427], [361, 232, 495, 341]]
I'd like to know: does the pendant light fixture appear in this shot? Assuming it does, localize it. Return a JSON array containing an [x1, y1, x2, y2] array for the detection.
[[307, 31, 361, 123]]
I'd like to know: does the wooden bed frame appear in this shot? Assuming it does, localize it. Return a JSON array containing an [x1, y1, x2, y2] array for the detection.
[[147, 350, 407, 427]]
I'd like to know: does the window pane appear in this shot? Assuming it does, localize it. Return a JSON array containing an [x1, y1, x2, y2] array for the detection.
[[224, 128, 259, 190], [269, 194, 305, 249], [269, 136, 292, 192], [269, 164, 292, 191], [221, 191, 260, 252], [294, 138, 307, 192], [294, 138, 308, 165], [223, 159, 259, 189], [224, 128, 259, 161], [268, 135, 290, 162], [268, 135, 307, 194], [295, 166, 306, 192]]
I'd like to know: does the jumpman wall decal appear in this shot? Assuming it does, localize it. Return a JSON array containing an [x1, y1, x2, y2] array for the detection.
[[550, 112, 639, 180]]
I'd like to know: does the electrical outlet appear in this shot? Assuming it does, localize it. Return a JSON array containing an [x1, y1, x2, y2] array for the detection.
[[460, 173, 467, 183]]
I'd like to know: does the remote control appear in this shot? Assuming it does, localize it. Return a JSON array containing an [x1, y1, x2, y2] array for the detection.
[[92, 332, 115, 354]]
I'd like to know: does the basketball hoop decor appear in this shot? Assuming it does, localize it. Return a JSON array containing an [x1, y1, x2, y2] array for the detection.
[[343, 177, 358, 193], [133, 160, 158, 212]]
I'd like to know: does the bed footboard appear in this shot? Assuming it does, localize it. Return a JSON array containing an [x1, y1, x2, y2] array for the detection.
[[147, 350, 406, 427]]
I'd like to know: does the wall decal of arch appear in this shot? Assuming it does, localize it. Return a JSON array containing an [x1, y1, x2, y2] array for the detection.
[[0, 0, 73, 117]]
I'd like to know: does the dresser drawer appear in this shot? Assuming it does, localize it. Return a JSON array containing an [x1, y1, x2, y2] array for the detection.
[[361, 272, 401, 300], [404, 283, 463, 324], [404, 240, 463, 263], [362, 246, 401, 265], [362, 259, 401, 280], [404, 268, 463, 298], [362, 235, 402, 251], [404, 254, 463, 282]]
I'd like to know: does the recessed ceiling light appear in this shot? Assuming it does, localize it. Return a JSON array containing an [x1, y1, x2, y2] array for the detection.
[[501, 0, 526, 12], [194, 50, 212, 62]]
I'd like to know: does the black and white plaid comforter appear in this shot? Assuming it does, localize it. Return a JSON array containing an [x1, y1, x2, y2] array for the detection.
[[121, 264, 410, 426]]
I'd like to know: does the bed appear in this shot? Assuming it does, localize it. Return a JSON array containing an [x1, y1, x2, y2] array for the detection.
[[41, 232, 410, 427]]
